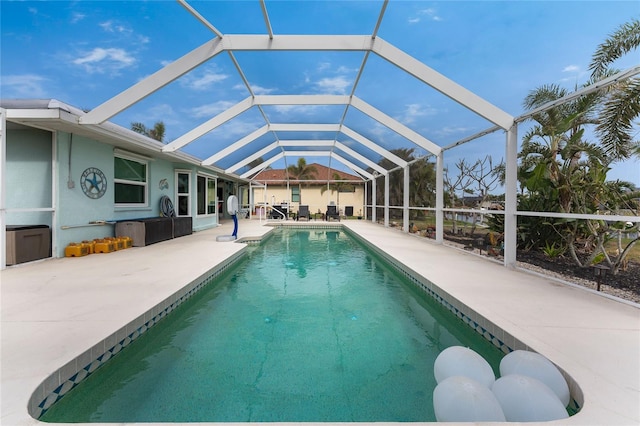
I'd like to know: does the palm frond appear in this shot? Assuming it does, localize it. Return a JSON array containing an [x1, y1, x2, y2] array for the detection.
[[590, 18, 640, 79], [596, 78, 640, 159]]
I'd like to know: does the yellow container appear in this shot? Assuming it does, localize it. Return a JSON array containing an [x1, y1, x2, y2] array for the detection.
[[105, 237, 124, 251], [81, 240, 95, 254], [118, 236, 133, 249], [114, 238, 125, 251], [93, 239, 115, 254], [65, 242, 89, 257]]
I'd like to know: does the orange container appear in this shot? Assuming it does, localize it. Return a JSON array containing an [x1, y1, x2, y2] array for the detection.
[[65, 242, 89, 257]]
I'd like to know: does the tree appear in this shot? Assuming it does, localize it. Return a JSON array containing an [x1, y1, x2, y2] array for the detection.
[[589, 18, 640, 159], [320, 172, 355, 207], [131, 121, 166, 142], [372, 148, 436, 220], [245, 157, 270, 173], [520, 83, 601, 213], [286, 158, 317, 204], [518, 80, 640, 274]]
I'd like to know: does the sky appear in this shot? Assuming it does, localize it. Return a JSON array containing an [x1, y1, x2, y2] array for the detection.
[[1, 0, 639, 188]]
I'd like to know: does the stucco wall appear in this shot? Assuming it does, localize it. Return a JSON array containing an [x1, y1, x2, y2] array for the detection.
[[5, 128, 222, 259], [252, 184, 365, 217]]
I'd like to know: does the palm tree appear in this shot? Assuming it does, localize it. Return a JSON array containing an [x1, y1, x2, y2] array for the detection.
[[589, 18, 640, 159], [286, 158, 317, 204], [320, 172, 355, 207], [131, 121, 166, 142], [520, 83, 602, 212]]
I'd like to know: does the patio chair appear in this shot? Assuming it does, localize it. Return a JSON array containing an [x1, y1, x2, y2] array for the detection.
[[326, 205, 340, 222], [271, 205, 287, 220], [297, 205, 311, 221]]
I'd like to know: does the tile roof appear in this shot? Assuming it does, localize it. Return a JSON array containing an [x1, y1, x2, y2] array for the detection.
[[253, 163, 362, 183]]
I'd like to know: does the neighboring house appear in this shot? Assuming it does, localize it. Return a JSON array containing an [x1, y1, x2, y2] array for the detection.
[[252, 163, 365, 218], [1, 99, 248, 266]]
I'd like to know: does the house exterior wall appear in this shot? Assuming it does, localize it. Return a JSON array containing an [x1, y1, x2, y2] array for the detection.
[[5, 127, 225, 259], [252, 184, 365, 217]]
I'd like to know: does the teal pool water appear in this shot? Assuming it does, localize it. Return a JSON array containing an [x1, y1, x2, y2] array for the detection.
[[41, 229, 504, 422]]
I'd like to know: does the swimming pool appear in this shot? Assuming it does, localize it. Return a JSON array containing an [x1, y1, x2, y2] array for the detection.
[[40, 228, 505, 422]]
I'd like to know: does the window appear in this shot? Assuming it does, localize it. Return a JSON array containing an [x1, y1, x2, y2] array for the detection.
[[197, 174, 217, 216], [291, 186, 300, 203], [114, 155, 147, 206], [176, 171, 190, 216]]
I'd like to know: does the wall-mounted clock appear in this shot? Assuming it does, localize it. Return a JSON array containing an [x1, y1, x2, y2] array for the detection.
[[80, 167, 107, 199]]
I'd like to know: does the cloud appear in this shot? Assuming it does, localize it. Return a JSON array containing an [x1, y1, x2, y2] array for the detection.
[[70, 12, 86, 24], [250, 84, 277, 95], [409, 8, 442, 24], [72, 47, 136, 74], [190, 100, 237, 118], [180, 66, 228, 90], [99, 20, 133, 35], [437, 126, 474, 136], [562, 65, 580, 73], [0, 74, 49, 97], [336, 65, 359, 74], [397, 103, 439, 124], [315, 76, 351, 94]]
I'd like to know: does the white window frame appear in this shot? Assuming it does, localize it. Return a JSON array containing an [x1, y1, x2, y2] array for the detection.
[[175, 170, 191, 217], [114, 153, 148, 207], [196, 172, 217, 217]]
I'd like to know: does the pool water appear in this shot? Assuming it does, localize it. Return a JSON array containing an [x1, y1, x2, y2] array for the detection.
[[41, 229, 504, 422]]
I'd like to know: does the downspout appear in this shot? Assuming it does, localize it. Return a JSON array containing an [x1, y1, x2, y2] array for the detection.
[[503, 124, 518, 268]]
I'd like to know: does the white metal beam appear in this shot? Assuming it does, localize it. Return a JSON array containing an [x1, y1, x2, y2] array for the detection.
[[220, 34, 373, 51], [283, 151, 329, 157], [334, 141, 387, 175], [202, 125, 269, 165], [340, 126, 407, 167], [164, 96, 255, 152], [330, 153, 373, 180], [0, 108, 6, 270], [270, 123, 341, 132], [435, 151, 444, 243], [504, 125, 518, 268], [403, 165, 410, 232], [278, 140, 335, 147], [371, 38, 514, 130], [81, 38, 225, 124], [241, 152, 284, 179], [255, 94, 350, 105], [225, 141, 280, 174], [178, 0, 224, 37], [350, 96, 441, 155], [259, 0, 274, 39]]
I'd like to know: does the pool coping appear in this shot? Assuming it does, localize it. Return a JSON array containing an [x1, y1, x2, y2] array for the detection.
[[1, 220, 638, 425]]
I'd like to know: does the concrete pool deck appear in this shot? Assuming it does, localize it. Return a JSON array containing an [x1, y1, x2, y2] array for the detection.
[[1, 219, 638, 425]]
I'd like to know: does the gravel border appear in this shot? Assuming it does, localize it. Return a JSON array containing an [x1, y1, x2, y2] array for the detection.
[[443, 240, 640, 305]]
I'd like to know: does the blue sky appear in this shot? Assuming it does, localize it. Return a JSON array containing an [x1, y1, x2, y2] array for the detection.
[[1, 0, 639, 187]]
